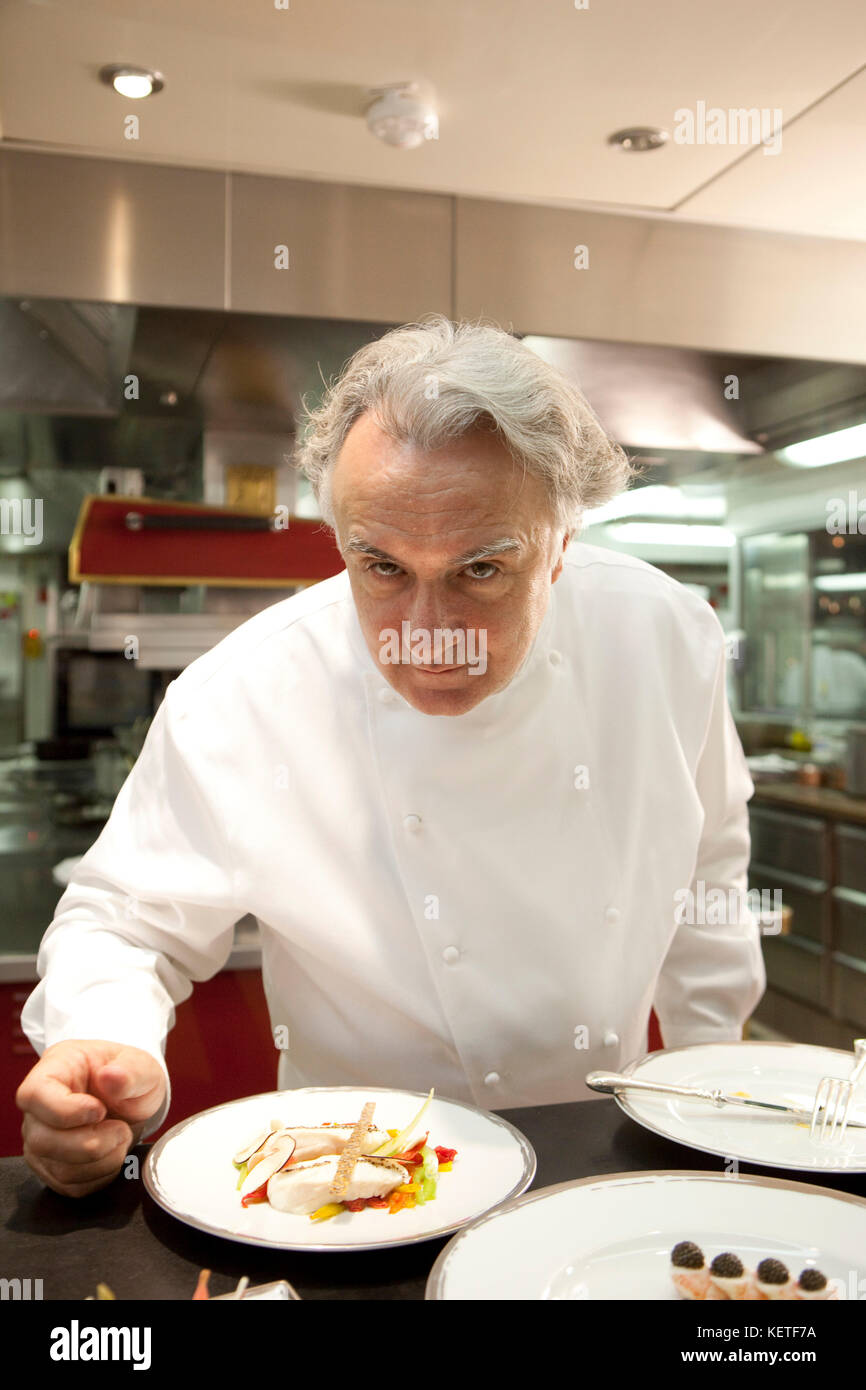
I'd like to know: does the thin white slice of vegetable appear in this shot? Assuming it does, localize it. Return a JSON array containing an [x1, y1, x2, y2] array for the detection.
[[239, 1134, 297, 1198], [372, 1089, 434, 1157], [233, 1125, 279, 1166]]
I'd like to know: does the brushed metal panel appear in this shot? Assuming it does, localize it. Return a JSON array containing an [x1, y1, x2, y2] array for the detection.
[[748, 806, 828, 881], [752, 989, 853, 1049], [749, 870, 824, 944], [835, 824, 866, 895], [454, 198, 866, 362], [834, 891, 866, 962], [831, 954, 866, 1029], [0, 150, 226, 308], [230, 176, 452, 321], [762, 935, 823, 1005]]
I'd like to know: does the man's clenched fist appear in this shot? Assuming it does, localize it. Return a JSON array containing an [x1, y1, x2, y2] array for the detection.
[[16, 1040, 166, 1197]]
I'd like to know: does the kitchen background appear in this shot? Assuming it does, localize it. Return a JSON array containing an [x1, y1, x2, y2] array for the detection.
[[1, 0, 865, 1152]]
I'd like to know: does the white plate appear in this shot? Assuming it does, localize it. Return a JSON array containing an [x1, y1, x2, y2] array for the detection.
[[143, 1085, 535, 1252], [426, 1169, 866, 1299], [613, 1041, 866, 1172]]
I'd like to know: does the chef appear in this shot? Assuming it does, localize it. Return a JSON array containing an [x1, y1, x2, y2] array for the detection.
[[17, 314, 765, 1196]]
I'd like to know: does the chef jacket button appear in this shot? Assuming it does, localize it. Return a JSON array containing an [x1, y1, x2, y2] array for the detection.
[[483, 1071, 500, 1086], [604, 906, 620, 925], [442, 946, 460, 964], [403, 814, 422, 832], [378, 687, 395, 703], [604, 1030, 619, 1047], [549, 650, 563, 666]]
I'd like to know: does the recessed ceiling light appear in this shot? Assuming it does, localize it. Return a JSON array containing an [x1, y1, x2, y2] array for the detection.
[[814, 573, 866, 592], [607, 522, 735, 546], [99, 64, 164, 99], [608, 126, 669, 152], [583, 484, 726, 526], [778, 422, 866, 467]]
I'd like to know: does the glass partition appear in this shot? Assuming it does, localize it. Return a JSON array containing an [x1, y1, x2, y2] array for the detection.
[[741, 532, 810, 715], [810, 527, 866, 719], [740, 528, 866, 720]]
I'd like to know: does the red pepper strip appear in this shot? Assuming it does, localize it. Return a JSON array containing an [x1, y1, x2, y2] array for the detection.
[[343, 1198, 366, 1212], [389, 1132, 428, 1159], [434, 1146, 457, 1164], [240, 1181, 269, 1207], [389, 1136, 427, 1163], [365, 1196, 391, 1208]]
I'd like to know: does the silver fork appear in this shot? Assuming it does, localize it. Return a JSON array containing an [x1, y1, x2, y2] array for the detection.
[[810, 1038, 866, 1144]]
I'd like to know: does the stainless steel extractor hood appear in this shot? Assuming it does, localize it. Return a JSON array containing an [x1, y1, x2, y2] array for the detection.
[[3, 296, 866, 499]]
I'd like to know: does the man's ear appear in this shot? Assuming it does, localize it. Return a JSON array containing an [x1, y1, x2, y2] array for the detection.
[[551, 529, 570, 583]]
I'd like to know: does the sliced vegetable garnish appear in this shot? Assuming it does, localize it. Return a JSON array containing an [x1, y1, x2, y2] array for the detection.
[[414, 1143, 438, 1206], [310, 1203, 344, 1221], [372, 1089, 434, 1157]]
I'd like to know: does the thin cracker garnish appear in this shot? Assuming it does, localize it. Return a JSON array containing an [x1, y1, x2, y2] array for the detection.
[[328, 1101, 377, 1200]]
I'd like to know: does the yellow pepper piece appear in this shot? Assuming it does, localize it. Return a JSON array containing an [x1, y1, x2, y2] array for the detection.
[[309, 1202, 345, 1221], [438, 1162, 453, 1171], [387, 1128, 400, 1138], [397, 1183, 418, 1193]]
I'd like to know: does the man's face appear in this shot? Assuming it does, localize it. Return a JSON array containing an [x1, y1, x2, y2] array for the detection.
[[331, 412, 568, 716]]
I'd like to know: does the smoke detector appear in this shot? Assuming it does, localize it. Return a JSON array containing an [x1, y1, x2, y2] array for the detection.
[[365, 83, 439, 148]]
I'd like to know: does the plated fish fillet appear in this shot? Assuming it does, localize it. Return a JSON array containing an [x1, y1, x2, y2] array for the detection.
[[277, 1124, 392, 1163], [267, 1154, 410, 1215]]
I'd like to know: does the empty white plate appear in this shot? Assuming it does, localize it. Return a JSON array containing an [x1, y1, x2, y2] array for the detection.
[[143, 1085, 535, 1252], [612, 1041, 866, 1172], [426, 1169, 866, 1299]]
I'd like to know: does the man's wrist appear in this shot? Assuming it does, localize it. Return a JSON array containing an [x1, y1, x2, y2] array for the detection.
[[127, 1118, 150, 1146]]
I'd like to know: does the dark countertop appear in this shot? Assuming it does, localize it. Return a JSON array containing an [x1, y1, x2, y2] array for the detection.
[[751, 780, 866, 825], [4, 1096, 866, 1301]]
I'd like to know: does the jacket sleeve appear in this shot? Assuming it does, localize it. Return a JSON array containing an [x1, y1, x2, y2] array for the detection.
[[652, 630, 767, 1047], [19, 682, 240, 1138]]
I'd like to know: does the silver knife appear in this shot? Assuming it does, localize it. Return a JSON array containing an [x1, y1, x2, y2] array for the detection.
[[585, 1071, 866, 1127]]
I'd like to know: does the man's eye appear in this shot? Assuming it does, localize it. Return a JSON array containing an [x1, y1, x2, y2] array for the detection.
[[465, 561, 499, 580], [368, 561, 401, 577]]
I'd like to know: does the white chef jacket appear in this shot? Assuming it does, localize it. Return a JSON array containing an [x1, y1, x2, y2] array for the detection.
[[21, 544, 765, 1137]]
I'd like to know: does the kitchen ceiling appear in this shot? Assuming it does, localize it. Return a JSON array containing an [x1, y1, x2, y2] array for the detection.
[[0, 0, 864, 242]]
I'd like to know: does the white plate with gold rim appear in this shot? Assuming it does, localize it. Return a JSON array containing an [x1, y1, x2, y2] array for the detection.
[[612, 1042, 866, 1172], [143, 1085, 535, 1252], [426, 1170, 866, 1299]]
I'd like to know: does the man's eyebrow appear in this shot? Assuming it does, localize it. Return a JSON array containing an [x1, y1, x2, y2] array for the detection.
[[345, 536, 523, 566]]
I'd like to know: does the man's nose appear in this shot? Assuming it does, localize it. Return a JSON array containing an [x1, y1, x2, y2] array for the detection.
[[404, 589, 467, 653], [405, 585, 457, 632]]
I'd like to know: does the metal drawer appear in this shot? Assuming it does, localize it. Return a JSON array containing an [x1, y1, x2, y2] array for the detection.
[[761, 934, 823, 1005], [831, 954, 866, 1029], [833, 890, 866, 963], [749, 869, 824, 943], [835, 824, 866, 896], [748, 807, 828, 881]]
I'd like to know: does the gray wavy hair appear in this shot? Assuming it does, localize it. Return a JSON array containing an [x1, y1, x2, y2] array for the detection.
[[295, 314, 637, 535]]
